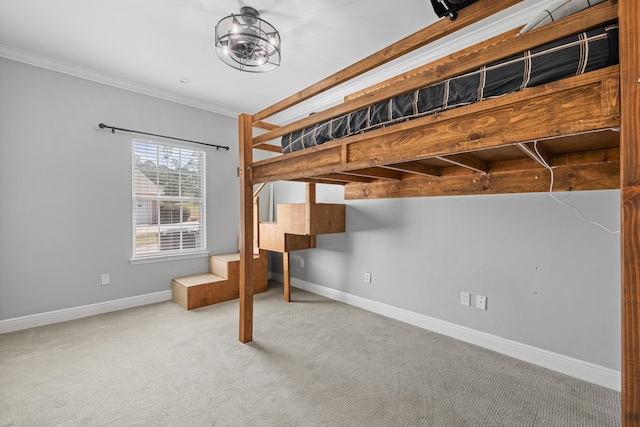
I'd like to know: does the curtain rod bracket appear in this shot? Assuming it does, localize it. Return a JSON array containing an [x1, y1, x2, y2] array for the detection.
[[98, 122, 230, 150]]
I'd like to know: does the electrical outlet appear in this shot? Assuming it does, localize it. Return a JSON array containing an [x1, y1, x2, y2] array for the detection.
[[476, 295, 487, 310], [300, 258, 305, 268], [364, 272, 371, 283], [461, 292, 470, 306], [101, 274, 110, 285]]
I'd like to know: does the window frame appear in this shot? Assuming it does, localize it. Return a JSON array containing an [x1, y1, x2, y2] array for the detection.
[[130, 138, 208, 263]]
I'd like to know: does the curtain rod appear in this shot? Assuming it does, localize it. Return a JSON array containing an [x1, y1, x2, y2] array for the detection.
[[98, 123, 230, 150]]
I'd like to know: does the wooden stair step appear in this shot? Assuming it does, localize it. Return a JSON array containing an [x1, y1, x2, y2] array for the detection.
[[258, 222, 315, 253], [172, 273, 236, 310], [171, 250, 269, 311], [172, 273, 226, 287], [276, 203, 345, 235]]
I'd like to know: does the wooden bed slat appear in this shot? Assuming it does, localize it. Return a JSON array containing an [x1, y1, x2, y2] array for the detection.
[[380, 161, 441, 177], [292, 178, 347, 186], [251, 0, 524, 124], [343, 168, 403, 181], [314, 173, 375, 183], [436, 153, 488, 174]]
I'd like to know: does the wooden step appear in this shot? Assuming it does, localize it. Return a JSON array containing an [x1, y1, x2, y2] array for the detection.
[[171, 250, 269, 310], [171, 273, 234, 310], [258, 222, 315, 253], [209, 253, 239, 279], [209, 252, 268, 294], [276, 203, 345, 235]]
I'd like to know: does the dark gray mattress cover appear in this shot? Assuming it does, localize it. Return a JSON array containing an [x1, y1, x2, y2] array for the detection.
[[281, 25, 619, 154]]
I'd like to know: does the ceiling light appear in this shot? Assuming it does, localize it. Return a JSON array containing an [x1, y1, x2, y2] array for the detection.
[[215, 6, 281, 73]]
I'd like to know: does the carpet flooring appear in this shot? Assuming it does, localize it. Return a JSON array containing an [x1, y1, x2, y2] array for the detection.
[[0, 282, 620, 426]]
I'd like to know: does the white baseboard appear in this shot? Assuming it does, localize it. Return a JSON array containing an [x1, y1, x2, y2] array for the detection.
[[0, 290, 172, 335], [272, 273, 620, 391]]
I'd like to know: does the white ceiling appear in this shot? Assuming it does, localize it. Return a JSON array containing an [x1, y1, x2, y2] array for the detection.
[[0, 0, 555, 124]]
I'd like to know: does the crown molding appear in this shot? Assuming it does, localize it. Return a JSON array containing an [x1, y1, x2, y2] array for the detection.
[[0, 44, 238, 118]]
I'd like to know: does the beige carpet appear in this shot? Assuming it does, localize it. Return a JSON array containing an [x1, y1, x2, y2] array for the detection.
[[0, 282, 620, 426]]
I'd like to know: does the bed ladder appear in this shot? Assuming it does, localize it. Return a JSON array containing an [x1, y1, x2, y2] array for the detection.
[[170, 196, 267, 310], [257, 183, 345, 301]]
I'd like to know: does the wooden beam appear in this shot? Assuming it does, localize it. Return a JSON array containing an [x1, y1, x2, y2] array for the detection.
[[254, 143, 283, 153], [314, 173, 375, 183], [343, 168, 403, 181], [380, 161, 441, 177], [292, 178, 347, 186], [488, 147, 619, 174], [253, 121, 280, 131], [550, 147, 619, 168], [238, 113, 254, 343], [344, 160, 619, 200], [345, 27, 521, 102], [619, 0, 640, 424], [436, 153, 488, 174], [251, 0, 523, 123], [252, 2, 616, 146]]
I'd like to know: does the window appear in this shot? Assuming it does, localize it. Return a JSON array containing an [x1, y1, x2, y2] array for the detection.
[[132, 139, 206, 260]]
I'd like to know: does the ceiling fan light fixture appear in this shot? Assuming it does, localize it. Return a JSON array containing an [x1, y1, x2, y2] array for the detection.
[[215, 6, 281, 73]]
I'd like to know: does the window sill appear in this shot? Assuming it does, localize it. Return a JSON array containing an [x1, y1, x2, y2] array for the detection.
[[130, 250, 210, 265]]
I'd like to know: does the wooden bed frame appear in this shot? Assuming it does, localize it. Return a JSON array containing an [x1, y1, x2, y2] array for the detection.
[[236, 1, 639, 423]]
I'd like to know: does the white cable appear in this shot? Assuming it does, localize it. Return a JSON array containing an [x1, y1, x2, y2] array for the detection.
[[533, 141, 620, 234]]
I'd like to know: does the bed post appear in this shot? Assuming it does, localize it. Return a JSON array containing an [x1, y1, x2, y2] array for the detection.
[[238, 113, 254, 343], [619, 0, 640, 424]]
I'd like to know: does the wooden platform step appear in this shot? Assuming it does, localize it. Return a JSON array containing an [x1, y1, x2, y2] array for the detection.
[[275, 203, 345, 236], [258, 222, 315, 253], [172, 250, 268, 310]]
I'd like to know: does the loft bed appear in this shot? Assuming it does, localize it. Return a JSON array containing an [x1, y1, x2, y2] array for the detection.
[[236, 0, 640, 424]]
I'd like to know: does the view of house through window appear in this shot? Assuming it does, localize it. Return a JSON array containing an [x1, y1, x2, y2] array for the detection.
[[132, 139, 206, 258]]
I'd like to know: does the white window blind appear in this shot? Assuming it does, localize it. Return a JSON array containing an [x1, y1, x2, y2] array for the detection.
[[132, 139, 206, 259]]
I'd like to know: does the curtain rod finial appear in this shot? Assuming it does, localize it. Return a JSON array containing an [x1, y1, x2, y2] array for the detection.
[[98, 123, 115, 133]]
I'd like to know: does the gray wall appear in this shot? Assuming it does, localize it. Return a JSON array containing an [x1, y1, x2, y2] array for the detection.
[[271, 181, 621, 370], [0, 58, 239, 320]]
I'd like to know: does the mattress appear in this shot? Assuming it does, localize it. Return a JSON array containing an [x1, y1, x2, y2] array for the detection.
[[281, 24, 619, 154]]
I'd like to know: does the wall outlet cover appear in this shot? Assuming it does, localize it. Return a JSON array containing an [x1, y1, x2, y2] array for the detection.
[[476, 295, 487, 310]]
